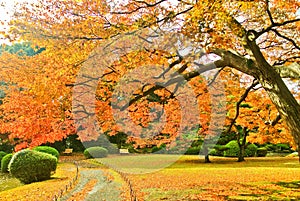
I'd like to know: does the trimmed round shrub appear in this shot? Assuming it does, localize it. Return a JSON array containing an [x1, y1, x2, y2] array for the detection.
[[0, 151, 7, 166], [224, 140, 240, 157], [33, 146, 59, 159], [257, 147, 268, 157], [1, 153, 12, 173], [9, 149, 57, 184], [245, 144, 258, 157], [83, 147, 108, 159]]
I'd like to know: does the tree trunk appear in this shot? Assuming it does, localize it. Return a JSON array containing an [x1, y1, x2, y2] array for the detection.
[[237, 127, 248, 162], [298, 142, 300, 162], [205, 154, 211, 163], [245, 32, 300, 161], [238, 148, 245, 162]]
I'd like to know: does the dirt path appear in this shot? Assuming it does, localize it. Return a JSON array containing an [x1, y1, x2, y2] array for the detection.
[[60, 161, 123, 201]]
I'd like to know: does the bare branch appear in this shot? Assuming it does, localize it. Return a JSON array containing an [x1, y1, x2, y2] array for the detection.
[[227, 79, 260, 133], [266, 0, 275, 25], [271, 29, 300, 51], [111, 0, 167, 14]]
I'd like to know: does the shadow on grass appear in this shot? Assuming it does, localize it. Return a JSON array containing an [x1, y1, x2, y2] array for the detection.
[[174, 156, 300, 168], [275, 181, 300, 189]]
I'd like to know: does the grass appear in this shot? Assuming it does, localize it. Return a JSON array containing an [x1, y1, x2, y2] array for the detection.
[[0, 162, 78, 201], [0, 154, 299, 200], [0, 173, 23, 192], [96, 154, 182, 174], [103, 155, 300, 200]]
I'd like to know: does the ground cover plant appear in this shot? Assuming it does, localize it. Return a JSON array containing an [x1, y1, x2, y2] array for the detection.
[[98, 155, 300, 200]]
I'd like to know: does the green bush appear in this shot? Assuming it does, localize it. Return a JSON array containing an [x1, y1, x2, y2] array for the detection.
[[265, 144, 275, 151], [84, 134, 120, 154], [257, 147, 268, 157], [214, 145, 229, 151], [275, 143, 291, 152], [224, 140, 240, 157], [1, 153, 12, 173], [208, 145, 228, 156], [9, 149, 57, 184], [245, 144, 258, 157], [185, 147, 201, 155], [0, 151, 7, 166], [32, 146, 60, 159], [224, 141, 258, 157], [209, 148, 224, 156], [83, 147, 108, 159]]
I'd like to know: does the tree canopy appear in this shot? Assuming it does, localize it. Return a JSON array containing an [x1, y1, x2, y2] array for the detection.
[[0, 0, 299, 153]]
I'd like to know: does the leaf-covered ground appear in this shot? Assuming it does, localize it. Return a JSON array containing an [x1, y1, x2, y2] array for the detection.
[[118, 155, 300, 201], [1, 154, 299, 200], [60, 160, 130, 201], [0, 162, 77, 201], [0, 154, 130, 201]]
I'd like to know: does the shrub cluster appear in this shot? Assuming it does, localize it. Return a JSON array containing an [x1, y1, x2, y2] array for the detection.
[[9, 149, 57, 184], [223, 140, 258, 157], [83, 147, 108, 159], [1, 153, 12, 173], [265, 143, 292, 153], [33, 146, 60, 159]]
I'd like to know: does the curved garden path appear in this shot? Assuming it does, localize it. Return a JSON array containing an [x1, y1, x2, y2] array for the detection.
[[60, 160, 126, 201]]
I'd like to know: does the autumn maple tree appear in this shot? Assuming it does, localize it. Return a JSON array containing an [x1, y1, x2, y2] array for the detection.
[[0, 0, 299, 157], [223, 69, 294, 161]]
